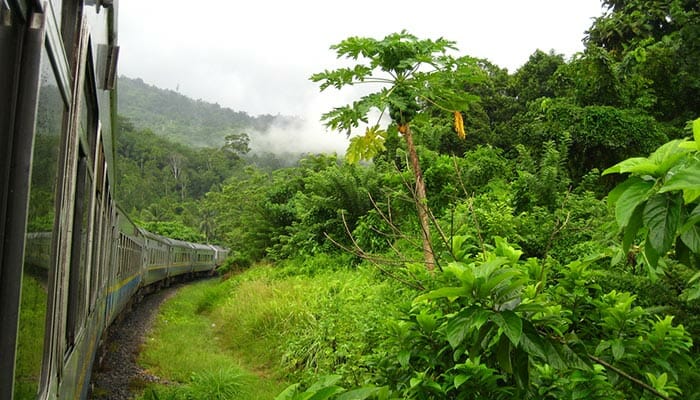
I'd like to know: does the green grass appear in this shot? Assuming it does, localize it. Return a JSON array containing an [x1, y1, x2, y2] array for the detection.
[[135, 279, 287, 400], [210, 261, 412, 386], [136, 257, 413, 399]]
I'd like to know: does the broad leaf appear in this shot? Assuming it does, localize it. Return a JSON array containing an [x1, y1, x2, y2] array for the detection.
[[680, 203, 700, 233], [307, 386, 346, 400], [336, 387, 384, 400], [494, 236, 523, 264], [520, 320, 547, 360], [445, 307, 491, 348], [659, 159, 700, 203], [479, 269, 521, 299], [491, 311, 522, 346], [607, 177, 639, 206], [611, 338, 625, 360], [680, 223, 700, 253], [307, 375, 343, 392], [615, 177, 654, 228], [496, 336, 513, 374], [603, 157, 658, 176], [643, 193, 682, 256], [416, 310, 438, 332], [275, 384, 301, 400], [643, 237, 661, 273], [398, 350, 411, 368], [453, 374, 469, 389], [648, 140, 690, 176], [687, 271, 700, 300], [414, 286, 469, 303], [622, 204, 644, 253], [445, 309, 472, 348]]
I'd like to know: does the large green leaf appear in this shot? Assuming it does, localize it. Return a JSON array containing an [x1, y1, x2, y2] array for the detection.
[[414, 286, 469, 303], [307, 386, 346, 400], [648, 140, 690, 176], [520, 321, 547, 360], [659, 159, 700, 204], [444, 261, 474, 286], [603, 157, 657, 176], [607, 177, 638, 206], [615, 177, 654, 228], [603, 140, 689, 177], [643, 236, 661, 272], [681, 203, 700, 233], [643, 193, 682, 256], [416, 310, 438, 332], [479, 269, 521, 299], [275, 384, 301, 400], [496, 336, 513, 374], [445, 307, 491, 348], [336, 387, 384, 400], [681, 223, 700, 254], [491, 310, 522, 346], [622, 204, 644, 253]]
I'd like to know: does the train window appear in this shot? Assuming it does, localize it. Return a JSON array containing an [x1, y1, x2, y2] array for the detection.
[[14, 46, 66, 399], [66, 154, 92, 348], [89, 146, 106, 310], [82, 56, 98, 155]]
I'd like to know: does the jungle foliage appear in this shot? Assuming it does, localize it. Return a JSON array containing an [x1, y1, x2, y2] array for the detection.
[[123, 2, 700, 398]]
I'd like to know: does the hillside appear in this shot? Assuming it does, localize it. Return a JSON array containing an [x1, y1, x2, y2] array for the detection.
[[117, 76, 299, 148]]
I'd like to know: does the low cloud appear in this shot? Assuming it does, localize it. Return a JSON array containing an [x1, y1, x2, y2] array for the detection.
[[248, 117, 349, 155]]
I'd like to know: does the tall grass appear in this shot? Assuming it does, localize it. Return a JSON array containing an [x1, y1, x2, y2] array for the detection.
[[135, 279, 286, 400], [211, 260, 412, 386], [137, 256, 413, 399]]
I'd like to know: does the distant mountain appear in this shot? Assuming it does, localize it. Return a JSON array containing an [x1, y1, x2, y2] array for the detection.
[[117, 76, 299, 148]]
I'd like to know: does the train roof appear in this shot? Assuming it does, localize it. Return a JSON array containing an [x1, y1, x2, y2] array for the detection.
[[162, 237, 195, 248], [190, 242, 214, 251]]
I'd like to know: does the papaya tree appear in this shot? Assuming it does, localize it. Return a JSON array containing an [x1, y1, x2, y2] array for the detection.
[[311, 31, 483, 270]]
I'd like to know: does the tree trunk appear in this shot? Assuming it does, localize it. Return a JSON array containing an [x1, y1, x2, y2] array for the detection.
[[401, 125, 435, 271]]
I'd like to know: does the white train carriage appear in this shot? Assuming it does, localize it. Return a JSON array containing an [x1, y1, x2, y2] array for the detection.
[[192, 242, 216, 273], [165, 238, 195, 278], [141, 230, 171, 286]]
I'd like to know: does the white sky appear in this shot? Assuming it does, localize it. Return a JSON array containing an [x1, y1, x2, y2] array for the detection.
[[117, 0, 605, 153]]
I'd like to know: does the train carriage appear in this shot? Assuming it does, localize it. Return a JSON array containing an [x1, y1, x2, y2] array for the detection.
[[0, 1, 228, 399], [141, 229, 171, 287], [165, 238, 195, 278], [192, 242, 216, 274], [211, 244, 230, 267], [104, 209, 144, 327]]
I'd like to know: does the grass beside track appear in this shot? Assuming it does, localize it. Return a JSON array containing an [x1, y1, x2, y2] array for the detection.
[[134, 278, 288, 400], [134, 261, 410, 399]]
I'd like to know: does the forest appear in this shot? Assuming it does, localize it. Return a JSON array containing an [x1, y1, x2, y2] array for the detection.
[[118, 1, 700, 399]]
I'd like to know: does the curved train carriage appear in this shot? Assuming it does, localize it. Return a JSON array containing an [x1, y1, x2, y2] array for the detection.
[[0, 1, 229, 399]]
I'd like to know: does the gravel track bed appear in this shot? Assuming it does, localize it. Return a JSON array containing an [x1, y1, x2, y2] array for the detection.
[[89, 285, 181, 399]]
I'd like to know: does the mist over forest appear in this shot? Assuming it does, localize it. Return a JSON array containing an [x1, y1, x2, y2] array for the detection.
[[117, 76, 346, 155]]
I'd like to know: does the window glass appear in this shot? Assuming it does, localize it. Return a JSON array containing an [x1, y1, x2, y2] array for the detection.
[[15, 46, 64, 399]]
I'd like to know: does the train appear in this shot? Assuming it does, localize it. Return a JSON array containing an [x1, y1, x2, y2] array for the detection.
[[0, 1, 228, 398]]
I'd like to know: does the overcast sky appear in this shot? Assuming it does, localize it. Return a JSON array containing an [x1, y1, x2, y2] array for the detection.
[[118, 1, 605, 153]]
